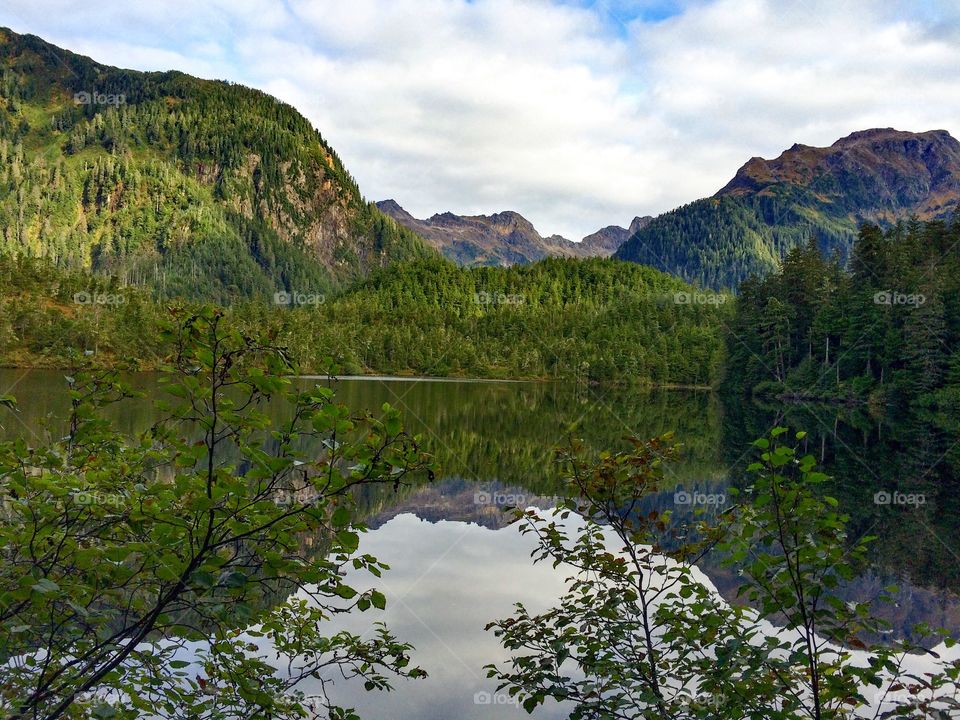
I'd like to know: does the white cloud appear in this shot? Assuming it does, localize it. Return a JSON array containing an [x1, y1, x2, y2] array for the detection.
[[1, 0, 959, 239]]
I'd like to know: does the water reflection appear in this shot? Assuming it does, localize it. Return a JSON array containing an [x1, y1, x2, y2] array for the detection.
[[2, 370, 959, 714], [719, 394, 960, 641], [2, 369, 957, 606], [299, 514, 572, 719]]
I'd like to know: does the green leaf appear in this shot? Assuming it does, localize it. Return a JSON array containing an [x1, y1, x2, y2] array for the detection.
[[31, 578, 60, 595], [332, 506, 352, 528], [222, 571, 248, 589], [335, 584, 357, 600], [337, 530, 360, 553]]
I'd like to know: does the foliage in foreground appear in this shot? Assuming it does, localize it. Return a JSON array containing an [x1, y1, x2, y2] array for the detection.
[[0, 308, 433, 719], [485, 429, 960, 719]]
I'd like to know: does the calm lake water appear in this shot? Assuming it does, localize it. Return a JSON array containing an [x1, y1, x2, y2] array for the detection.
[[2, 369, 959, 718]]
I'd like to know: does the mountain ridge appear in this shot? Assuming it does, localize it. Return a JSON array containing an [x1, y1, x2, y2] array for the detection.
[[376, 200, 649, 266], [0, 27, 433, 301], [615, 127, 960, 288], [5, 28, 955, 294], [717, 127, 960, 219]]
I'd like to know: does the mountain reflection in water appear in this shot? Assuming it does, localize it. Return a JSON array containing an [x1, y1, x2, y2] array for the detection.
[[2, 370, 959, 716]]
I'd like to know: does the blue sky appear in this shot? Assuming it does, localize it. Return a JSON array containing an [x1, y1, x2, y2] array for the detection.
[[574, 0, 686, 29], [1, 0, 958, 239]]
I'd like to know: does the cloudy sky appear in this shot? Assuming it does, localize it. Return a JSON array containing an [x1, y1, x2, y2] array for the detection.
[[1, 0, 958, 239]]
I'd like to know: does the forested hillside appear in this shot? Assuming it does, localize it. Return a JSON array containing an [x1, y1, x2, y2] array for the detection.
[[264, 257, 727, 384], [723, 218, 960, 407], [616, 129, 960, 288], [0, 255, 728, 385], [0, 28, 431, 301]]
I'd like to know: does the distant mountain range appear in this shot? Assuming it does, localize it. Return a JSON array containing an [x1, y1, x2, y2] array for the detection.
[[615, 128, 960, 288], [0, 28, 432, 301], [381, 127, 960, 281], [2, 28, 959, 297], [376, 199, 650, 266]]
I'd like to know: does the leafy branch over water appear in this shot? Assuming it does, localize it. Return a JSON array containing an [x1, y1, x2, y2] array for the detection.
[[3, 307, 960, 719], [486, 429, 960, 719], [0, 308, 434, 719]]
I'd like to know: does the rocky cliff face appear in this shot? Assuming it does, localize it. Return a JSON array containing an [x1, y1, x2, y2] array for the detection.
[[717, 128, 960, 222]]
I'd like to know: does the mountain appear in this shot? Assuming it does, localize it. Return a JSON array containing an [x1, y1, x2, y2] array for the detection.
[[376, 199, 648, 266], [574, 215, 652, 254], [615, 128, 960, 289], [0, 28, 432, 302]]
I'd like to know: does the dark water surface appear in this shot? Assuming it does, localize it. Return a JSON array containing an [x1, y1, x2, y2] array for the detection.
[[2, 370, 959, 718]]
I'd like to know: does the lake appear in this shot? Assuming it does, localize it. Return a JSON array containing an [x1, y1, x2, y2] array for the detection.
[[2, 369, 959, 718]]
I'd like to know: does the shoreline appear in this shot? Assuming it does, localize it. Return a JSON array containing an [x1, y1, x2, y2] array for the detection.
[[0, 365, 714, 391], [300, 374, 530, 384]]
